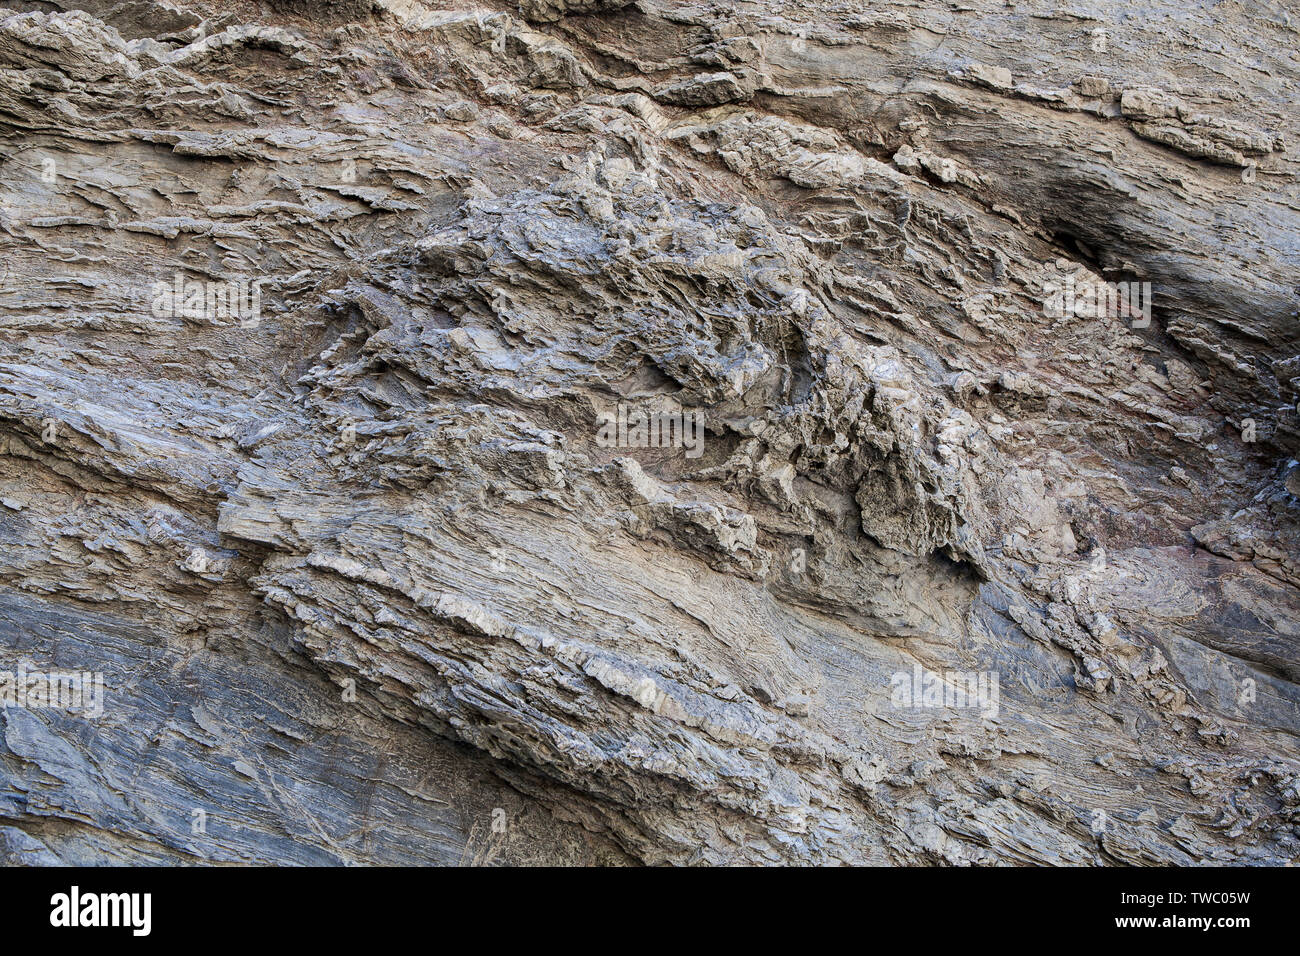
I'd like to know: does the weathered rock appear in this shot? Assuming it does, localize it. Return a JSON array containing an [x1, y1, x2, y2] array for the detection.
[[0, 0, 1297, 865]]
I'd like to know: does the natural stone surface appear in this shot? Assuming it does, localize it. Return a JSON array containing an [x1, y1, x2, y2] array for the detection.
[[0, 0, 1297, 865]]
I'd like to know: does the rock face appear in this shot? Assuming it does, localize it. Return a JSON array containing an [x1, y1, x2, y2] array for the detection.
[[0, 0, 1297, 866]]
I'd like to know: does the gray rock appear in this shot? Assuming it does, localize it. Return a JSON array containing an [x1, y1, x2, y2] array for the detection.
[[0, 0, 1296, 865]]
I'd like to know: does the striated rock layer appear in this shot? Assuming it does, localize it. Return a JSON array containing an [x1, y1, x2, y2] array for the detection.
[[0, 0, 1297, 865]]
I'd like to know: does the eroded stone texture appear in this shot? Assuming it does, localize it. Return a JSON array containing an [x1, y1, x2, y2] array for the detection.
[[0, 0, 1297, 865]]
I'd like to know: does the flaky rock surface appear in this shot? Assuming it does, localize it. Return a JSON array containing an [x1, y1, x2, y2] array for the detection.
[[0, 0, 1297, 865]]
